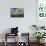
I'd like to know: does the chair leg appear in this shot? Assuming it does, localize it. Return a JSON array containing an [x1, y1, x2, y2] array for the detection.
[[4, 33, 7, 46], [4, 41, 7, 46]]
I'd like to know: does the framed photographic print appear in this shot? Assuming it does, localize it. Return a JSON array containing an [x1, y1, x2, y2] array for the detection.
[[37, 0, 46, 18], [36, 0, 46, 26], [10, 8, 24, 17]]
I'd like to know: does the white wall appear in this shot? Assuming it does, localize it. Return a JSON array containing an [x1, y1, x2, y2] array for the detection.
[[0, 0, 36, 42]]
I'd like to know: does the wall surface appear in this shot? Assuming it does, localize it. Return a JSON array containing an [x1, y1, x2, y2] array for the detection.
[[0, 0, 36, 42]]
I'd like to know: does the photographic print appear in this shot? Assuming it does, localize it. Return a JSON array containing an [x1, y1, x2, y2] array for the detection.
[[10, 8, 24, 17]]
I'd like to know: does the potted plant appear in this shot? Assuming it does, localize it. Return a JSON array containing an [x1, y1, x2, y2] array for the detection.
[[32, 24, 45, 30], [32, 25, 39, 30], [40, 26, 45, 29], [33, 32, 46, 43]]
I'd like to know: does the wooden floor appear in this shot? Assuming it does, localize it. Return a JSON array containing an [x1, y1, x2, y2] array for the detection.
[[0, 42, 46, 46]]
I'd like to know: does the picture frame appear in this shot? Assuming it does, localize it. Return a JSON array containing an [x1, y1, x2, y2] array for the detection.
[[37, 0, 46, 18], [10, 8, 24, 17]]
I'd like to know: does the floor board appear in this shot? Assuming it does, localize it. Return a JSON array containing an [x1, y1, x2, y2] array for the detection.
[[0, 42, 46, 46]]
